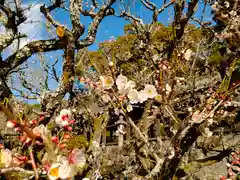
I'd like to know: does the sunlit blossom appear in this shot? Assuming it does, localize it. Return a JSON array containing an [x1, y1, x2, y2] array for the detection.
[[32, 124, 48, 140], [184, 49, 192, 61], [48, 149, 86, 180], [166, 83, 172, 92], [116, 75, 136, 95], [100, 76, 114, 89], [55, 116, 69, 127], [203, 128, 213, 137], [126, 104, 133, 112], [144, 84, 157, 98], [127, 89, 139, 104], [116, 74, 128, 90], [155, 94, 162, 102], [126, 80, 136, 89], [118, 80, 136, 95], [102, 93, 111, 103], [48, 163, 61, 180], [109, 61, 114, 67], [138, 90, 148, 103], [190, 110, 205, 124], [0, 149, 12, 167], [60, 109, 71, 117], [6, 120, 16, 128]]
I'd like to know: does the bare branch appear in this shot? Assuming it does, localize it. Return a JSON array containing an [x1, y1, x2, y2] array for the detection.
[[152, 0, 175, 23], [2, 39, 87, 76], [0, 167, 34, 175], [91, 0, 98, 8], [0, 33, 26, 52], [79, 4, 96, 18], [78, 0, 116, 46], [190, 17, 214, 34], [46, 0, 64, 12], [40, 5, 62, 28], [140, 0, 156, 11], [70, 0, 85, 39], [119, 11, 144, 24], [176, 0, 198, 39]]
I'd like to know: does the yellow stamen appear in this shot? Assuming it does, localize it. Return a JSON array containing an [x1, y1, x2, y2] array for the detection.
[[49, 167, 59, 177]]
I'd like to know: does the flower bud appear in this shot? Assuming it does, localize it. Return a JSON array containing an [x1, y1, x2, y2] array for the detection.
[[6, 120, 17, 128], [68, 120, 75, 124], [109, 61, 114, 67], [59, 143, 66, 149], [51, 136, 58, 144], [67, 126, 73, 131], [63, 133, 71, 140]]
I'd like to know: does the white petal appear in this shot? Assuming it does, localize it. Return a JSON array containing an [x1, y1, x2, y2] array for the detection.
[[125, 80, 136, 90], [75, 150, 86, 168], [116, 75, 128, 90], [102, 94, 111, 103], [138, 90, 148, 103], [55, 116, 62, 126], [127, 89, 139, 104], [126, 104, 133, 112], [59, 163, 72, 179], [144, 84, 157, 98], [1, 149, 12, 167], [60, 109, 71, 116], [48, 163, 61, 180], [102, 76, 114, 89]]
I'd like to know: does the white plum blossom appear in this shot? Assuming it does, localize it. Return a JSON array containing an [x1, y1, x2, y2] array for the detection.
[[126, 104, 133, 112], [138, 90, 148, 103], [224, 1, 230, 8], [125, 80, 136, 90], [127, 89, 139, 104], [55, 115, 69, 127], [203, 128, 213, 137], [144, 84, 157, 98], [100, 76, 114, 89], [118, 80, 136, 95], [0, 149, 13, 168], [116, 74, 128, 90], [165, 83, 172, 95], [55, 109, 74, 128], [229, 10, 237, 17], [32, 125, 49, 140], [184, 49, 193, 61], [109, 61, 114, 67], [102, 93, 111, 103], [155, 94, 162, 102], [48, 149, 86, 180], [60, 109, 72, 117], [48, 163, 61, 180], [6, 120, 16, 128]]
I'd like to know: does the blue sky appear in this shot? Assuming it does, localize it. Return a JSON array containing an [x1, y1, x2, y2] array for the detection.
[[3, 0, 213, 103], [19, 0, 213, 51]]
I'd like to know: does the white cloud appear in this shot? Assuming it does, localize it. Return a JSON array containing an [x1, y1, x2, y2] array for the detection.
[[1, 2, 45, 57], [18, 3, 45, 46]]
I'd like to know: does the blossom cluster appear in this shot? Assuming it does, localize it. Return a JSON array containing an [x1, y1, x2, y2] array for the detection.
[[100, 74, 160, 106], [47, 148, 86, 180], [55, 109, 75, 131], [2, 109, 89, 180]]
